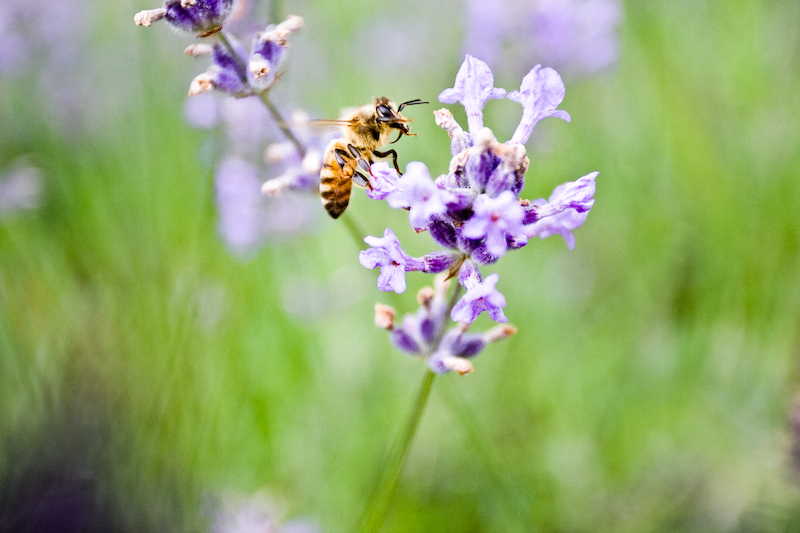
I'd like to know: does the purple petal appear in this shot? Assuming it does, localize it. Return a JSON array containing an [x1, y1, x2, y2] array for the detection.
[[524, 171, 597, 225], [214, 156, 263, 253], [387, 162, 446, 231], [451, 273, 508, 324], [456, 334, 486, 358], [378, 264, 406, 293], [525, 207, 588, 250], [457, 260, 482, 290], [422, 251, 461, 274], [461, 191, 525, 258], [438, 55, 507, 133], [366, 162, 400, 200], [391, 328, 421, 354], [507, 65, 571, 145], [164, 0, 234, 33], [359, 228, 425, 293], [428, 216, 459, 249]]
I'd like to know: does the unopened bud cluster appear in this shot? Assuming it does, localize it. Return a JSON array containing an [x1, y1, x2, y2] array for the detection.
[[135, 1, 302, 98], [374, 277, 517, 375]]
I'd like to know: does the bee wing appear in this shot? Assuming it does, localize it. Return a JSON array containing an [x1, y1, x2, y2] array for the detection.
[[286, 119, 351, 136], [305, 119, 353, 126]]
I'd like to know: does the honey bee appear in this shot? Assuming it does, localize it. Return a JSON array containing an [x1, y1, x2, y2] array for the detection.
[[319, 97, 427, 219]]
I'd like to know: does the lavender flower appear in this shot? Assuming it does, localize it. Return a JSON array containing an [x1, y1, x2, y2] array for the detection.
[[385, 162, 448, 231], [261, 110, 338, 196], [507, 65, 571, 145], [461, 191, 526, 258], [186, 16, 303, 97], [375, 279, 517, 374], [213, 156, 319, 255], [529, 0, 622, 76], [365, 162, 400, 201], [451, 273, 508, 324], [362, 55, 597, 368], [134, 0, 235, 33], [438, 55, 506, 133], [524, 172, 597, 249], [359, 229, 425, 293], [1, 0, 87, 78], [137, 8, 302, 98], [214, 156, 264, 253]]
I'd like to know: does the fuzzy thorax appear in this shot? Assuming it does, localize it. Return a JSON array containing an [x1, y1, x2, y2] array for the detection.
[[341, 97, 410, 152]]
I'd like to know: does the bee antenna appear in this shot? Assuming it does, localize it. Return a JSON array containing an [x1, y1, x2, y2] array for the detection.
[[397, 99, 429, 113]]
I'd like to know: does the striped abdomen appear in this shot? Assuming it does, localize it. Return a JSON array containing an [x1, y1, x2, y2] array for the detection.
[[320, 139, 356, 219]]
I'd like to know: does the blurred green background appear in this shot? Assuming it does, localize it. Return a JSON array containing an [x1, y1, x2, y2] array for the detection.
[[2, 0, 800, 531]]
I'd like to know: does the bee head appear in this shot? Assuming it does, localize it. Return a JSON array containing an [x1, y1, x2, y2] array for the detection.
[[374, 97, 429, 143]]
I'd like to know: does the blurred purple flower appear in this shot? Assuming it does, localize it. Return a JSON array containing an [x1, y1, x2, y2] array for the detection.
[[209, 490, 322, 533], [462, 0, 622, 80], [1, 0, 87, 82], [191, 38, 251, 97], [184, 93, 274, 157], [247, 16, 303, 92], [214, 156, 264, 253], [0, 164, 43, 217], [178, 16, 302, 98], [214, 156, 320, 254], [530, 0, 622, 76]]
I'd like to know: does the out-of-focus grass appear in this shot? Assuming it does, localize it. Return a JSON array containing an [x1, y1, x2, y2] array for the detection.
[[2, 0, 800, 531]]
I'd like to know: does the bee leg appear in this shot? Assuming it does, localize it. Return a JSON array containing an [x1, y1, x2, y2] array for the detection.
[[334, 148, 351, 169], [347, 144, 362, 159], [353, 171, 370, 188], [373, 149, 400, 174], [355, 157, 374, 189]]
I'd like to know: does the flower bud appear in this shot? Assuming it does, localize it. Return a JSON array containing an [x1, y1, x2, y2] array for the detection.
[[374, 304, 395, 331]]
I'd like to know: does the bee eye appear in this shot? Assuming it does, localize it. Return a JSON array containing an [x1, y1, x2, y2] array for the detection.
[[376, 105, 392, 118]]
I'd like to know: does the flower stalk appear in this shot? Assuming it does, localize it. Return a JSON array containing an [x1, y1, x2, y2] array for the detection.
[[359, 281, 464, 533], [359, 369, 435, 533]]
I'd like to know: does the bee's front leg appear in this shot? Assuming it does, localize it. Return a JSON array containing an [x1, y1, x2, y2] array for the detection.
[[372, 149, 400, 175]]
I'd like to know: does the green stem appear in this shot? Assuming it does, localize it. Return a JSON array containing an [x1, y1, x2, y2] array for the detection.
[[258, 92, 307, 159], [215, 31, 307, 159], [359, 369, 436, 533], [358, 281, 464, 532], [215, 31, 248, 77], [341, 211, 367, 249]]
